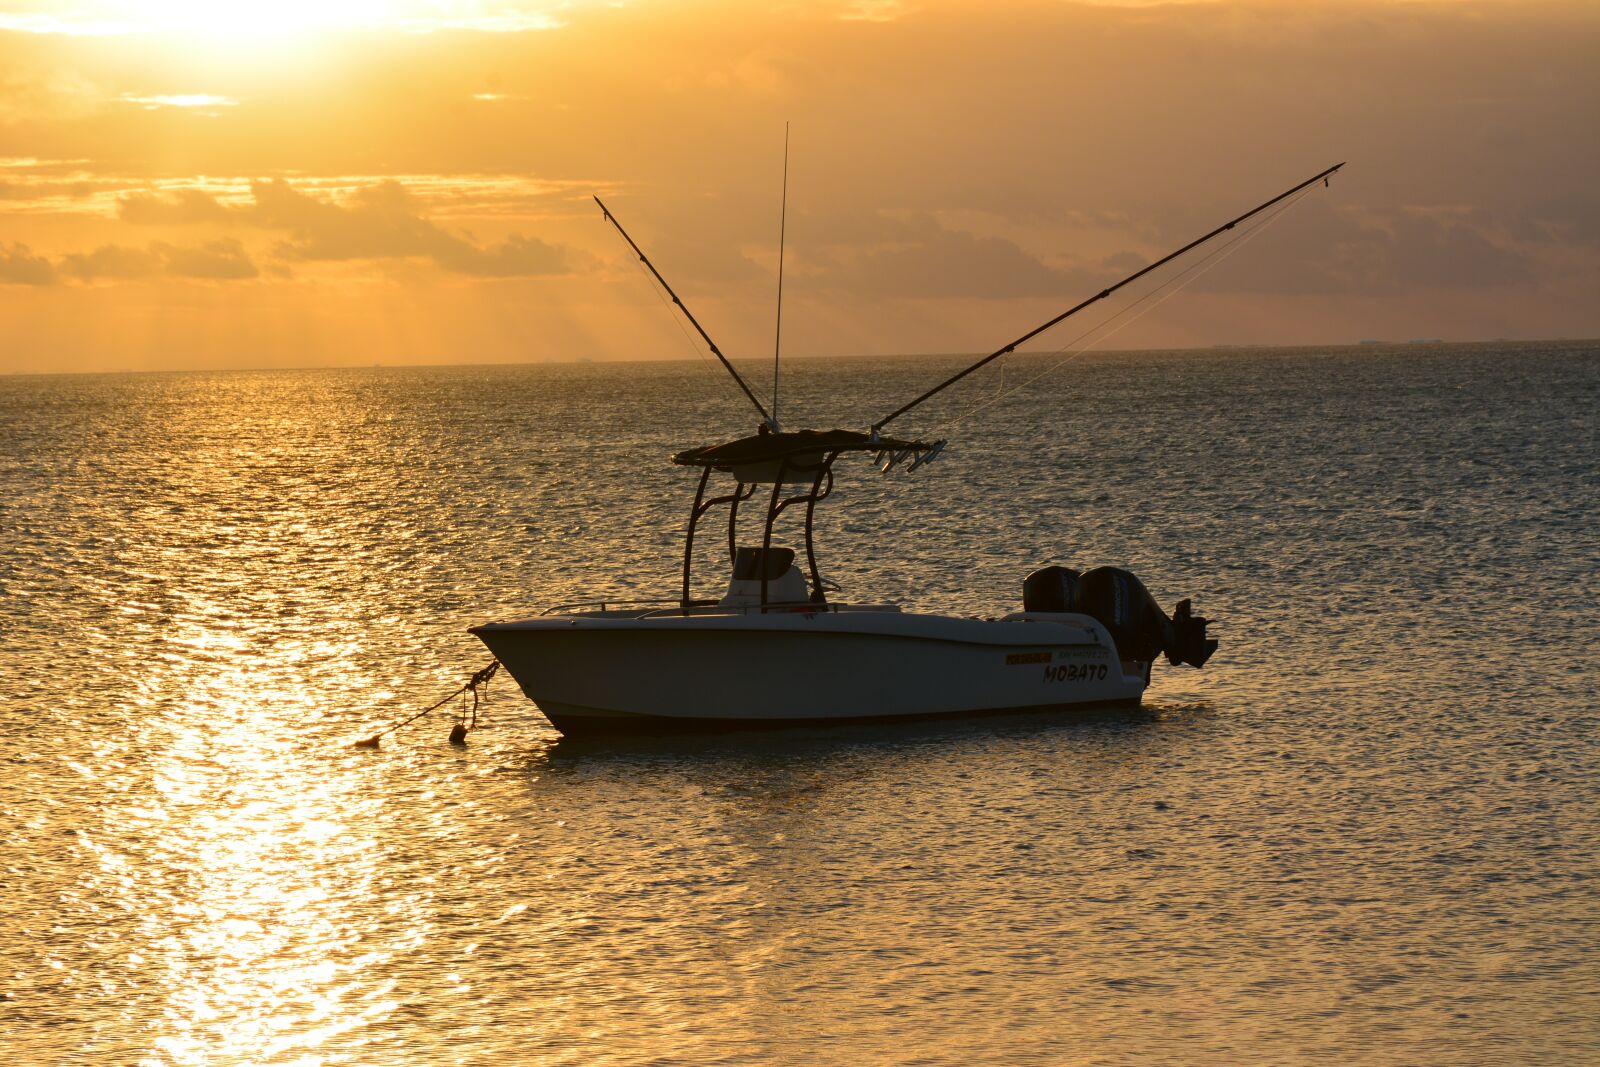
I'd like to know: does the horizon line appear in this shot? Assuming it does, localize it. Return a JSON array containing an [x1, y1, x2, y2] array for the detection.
[[2, 335, 1595, 380]]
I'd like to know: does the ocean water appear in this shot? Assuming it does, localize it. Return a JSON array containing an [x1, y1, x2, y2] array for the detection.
[[1, 341, 1596, 1065]]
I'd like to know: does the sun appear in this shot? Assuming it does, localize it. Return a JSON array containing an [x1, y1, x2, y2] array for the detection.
[[1, 1, 564, 40]]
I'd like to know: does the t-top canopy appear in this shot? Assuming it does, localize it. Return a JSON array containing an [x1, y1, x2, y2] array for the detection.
[[673, 428, 936, 483], [668, 428, 934, 470]]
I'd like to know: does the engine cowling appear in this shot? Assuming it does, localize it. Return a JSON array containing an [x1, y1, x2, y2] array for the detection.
[[1022, 565, 1081, 614], [1022, 564, 1217, 668]]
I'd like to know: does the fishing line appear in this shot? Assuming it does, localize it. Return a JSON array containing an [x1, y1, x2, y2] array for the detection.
[[872, 162, 1343, 436], [942, 182, 1319, 431], [630, 246, 778, 422], [596, 194, 774, 425], [630, 252, 732, 392]]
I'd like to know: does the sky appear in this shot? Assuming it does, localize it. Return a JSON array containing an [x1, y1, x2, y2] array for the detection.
[[0, 0, 1595, 374]]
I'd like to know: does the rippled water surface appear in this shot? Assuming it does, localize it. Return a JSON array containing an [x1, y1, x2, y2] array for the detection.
[[2, 342, 1597, 1065]]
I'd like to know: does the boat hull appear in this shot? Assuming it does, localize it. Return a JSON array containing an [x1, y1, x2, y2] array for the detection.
[[470, 610, 1146, 736]]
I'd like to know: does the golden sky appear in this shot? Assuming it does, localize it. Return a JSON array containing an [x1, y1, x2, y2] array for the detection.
[[1, 0, 1595, 374]]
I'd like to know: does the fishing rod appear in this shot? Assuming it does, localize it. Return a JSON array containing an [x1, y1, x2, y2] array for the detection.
[[594, 196, 777, 430], [872, 161, 1346, 435]]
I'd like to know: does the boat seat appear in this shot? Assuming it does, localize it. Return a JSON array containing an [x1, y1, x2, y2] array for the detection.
[[721, 546, 809, 606], [730, 546, 795, 580]]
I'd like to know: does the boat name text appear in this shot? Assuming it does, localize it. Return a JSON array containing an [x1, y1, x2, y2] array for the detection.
[[1044, 663, 1108, 683]]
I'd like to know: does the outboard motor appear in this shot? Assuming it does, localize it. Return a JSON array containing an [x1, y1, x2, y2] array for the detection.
[[1022, 565, 1081, 614], [1022, 564, 1217, 668]]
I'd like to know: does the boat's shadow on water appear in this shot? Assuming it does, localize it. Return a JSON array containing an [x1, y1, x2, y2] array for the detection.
[[521, 700, 1217, 769]]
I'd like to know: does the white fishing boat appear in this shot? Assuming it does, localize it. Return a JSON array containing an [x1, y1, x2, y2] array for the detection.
[[471, 429, 1216, 735], [472, 162, 1343, 736]]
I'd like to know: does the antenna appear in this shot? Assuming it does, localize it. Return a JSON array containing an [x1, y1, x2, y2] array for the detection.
[[772, 122, 790, 432]]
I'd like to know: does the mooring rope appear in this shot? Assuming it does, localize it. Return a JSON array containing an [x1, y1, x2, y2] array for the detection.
[[353, 659, 500, 749]]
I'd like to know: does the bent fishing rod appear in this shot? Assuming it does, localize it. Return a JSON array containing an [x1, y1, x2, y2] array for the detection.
[[594, 196, 778, 430], [872, 161, 1346, 435]]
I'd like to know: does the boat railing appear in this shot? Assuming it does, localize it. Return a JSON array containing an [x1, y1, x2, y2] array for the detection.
[[636, 600, 831, 618], [539, 596, 688, 616], [540, 597, 902, 619]]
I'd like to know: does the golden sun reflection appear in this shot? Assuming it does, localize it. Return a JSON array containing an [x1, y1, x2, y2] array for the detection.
[[124, 644, 409, 1066], [62, 389, 442, 1065]]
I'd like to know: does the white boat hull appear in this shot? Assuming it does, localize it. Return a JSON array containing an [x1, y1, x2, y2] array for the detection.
[[471, 609, 1146, 735]]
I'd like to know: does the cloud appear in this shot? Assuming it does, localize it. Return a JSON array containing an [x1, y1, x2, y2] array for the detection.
[[59, 244, 161, 279], [119, 93, 238, 111], [0, 242, 57, 284], [60, 239, 258, 280], [1192, 201, 1536, 296], [1384, 211, 1533, 289], [806, 213, 1103, 300], [119, 187, 234, 224], [1101, 250, 1147, 275], [159, 238, 259, 279], [251, 179, 439, 258], [433, 232, 572, 276], [250, 178, 579, 276], [114, 174, 581, 224], [109, 178, 584, 275], [0, 178, 110, 201], [0, 158, 137, 213]]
